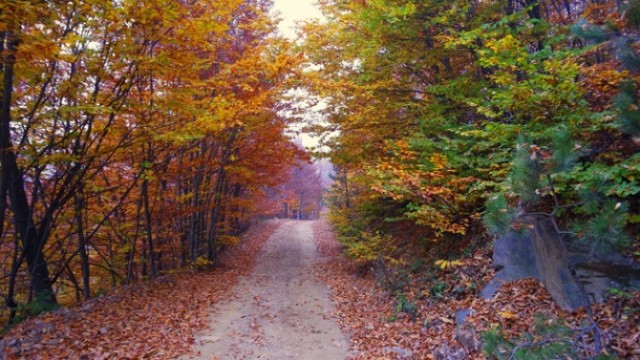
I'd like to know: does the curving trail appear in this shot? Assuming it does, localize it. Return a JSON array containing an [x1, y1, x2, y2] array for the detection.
[[183, 220, 349, 360]]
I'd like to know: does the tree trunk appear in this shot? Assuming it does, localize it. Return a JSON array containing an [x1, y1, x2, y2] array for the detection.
[[6, 233, 22, 321], [206, 167, 226, 262], [188, 144, 205, 261], [176, 151, 188, 266], [65, 263, 82, 302], [141, 177, 156, 278], [126, 196, 143, 284], [342, 168, 351, 209], [0, 26, 19, 320], [206, 126, 240, 262], [1, 28, 56, 306], [74, 191, 91, 300]]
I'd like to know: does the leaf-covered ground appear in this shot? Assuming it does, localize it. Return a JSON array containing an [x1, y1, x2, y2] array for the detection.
[[0, 220, 280, 359], [3, 219, 638, 359], [312, 219, 640, 359]]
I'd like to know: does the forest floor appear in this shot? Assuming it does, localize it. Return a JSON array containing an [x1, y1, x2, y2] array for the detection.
[[0, 219, 351, 360], [0, 220, 280, 359], [312, 220, 640, 359], [2, 219, 639, 359]]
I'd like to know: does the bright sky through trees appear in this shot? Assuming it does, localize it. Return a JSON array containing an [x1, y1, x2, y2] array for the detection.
[[272, 0, 322, 39], [272, 0, 326, 151]]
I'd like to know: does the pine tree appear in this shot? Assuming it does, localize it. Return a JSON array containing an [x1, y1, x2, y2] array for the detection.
[[613, 80, 640, 140]]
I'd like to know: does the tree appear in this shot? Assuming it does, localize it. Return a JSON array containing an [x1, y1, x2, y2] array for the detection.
[[0, 0, 304, 322], [300, 0, 639, 293]]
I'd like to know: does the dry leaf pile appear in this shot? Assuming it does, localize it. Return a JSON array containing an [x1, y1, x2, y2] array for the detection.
[[0, 220, 279, 360], [312, 220, 640, 359]]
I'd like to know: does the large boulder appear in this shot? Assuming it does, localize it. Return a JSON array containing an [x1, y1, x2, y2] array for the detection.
[[480, 215, 640, 311], [569, 252, 640, 303]]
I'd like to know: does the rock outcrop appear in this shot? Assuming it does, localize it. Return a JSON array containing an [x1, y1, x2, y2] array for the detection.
[[480, 215, 640, 311]]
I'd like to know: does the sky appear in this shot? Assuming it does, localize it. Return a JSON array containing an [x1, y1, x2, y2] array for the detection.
[[271, 0, 323, 39], [271, 0, 326, 151], [271, 1, 333, 183]]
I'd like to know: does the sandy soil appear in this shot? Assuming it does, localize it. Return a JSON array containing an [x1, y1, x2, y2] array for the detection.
[[182, 220, 349, 360]]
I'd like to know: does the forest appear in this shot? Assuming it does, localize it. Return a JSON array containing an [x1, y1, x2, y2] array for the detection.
[[304, 0, 640, 264], [1, 0, 639, 359], [302, 0, 640, 357], [0, 0, 324, 321]]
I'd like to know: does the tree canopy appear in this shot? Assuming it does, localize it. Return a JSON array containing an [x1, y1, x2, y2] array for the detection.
[[0, 0, 310, 321], [301, 0, 640, 263]]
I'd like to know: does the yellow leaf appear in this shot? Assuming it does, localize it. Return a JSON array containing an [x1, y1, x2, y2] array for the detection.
[[498, 311, 516, 319], [435, 259, 463, 269]]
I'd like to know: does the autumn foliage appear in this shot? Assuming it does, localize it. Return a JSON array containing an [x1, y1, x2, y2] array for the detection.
[[0, 0, 303, 322], [313, 219, 640, 359], [301, 0, 640, 357], [303, 0, 640, 274], [0, 220, 278, 358], [2, 0, 640, 358]]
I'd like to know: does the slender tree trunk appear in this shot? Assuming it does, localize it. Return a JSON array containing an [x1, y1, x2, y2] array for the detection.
[[74, 191, 91, 300], [126, 196, 143, 284], [206, 126, 240, 262], [176, 151, 188, 266], [189, 146, 205, 261], [230, 184, 243, 233], [6, 233, 23, 321], [141, 44, 158, 277], [108, 233, 116, 286], [561, 0, 572, 19], [342, 168, 351, 209], [65, 264, 82, 302], [141, 177, 156, 277], [206, 167, 226, 262], [0, 119, 7, 240]]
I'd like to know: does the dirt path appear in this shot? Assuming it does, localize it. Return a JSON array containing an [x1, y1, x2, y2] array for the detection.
[[183, 220, 349, 360]]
